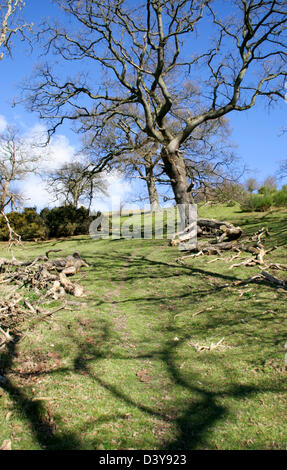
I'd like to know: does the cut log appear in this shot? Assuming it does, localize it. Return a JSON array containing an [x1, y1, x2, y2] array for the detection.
[[171, 218, 243, 248], [216, 225, 243, 243], [47, 251, 89, 273], [59, 272, 84, 297], [198, 218, 238, 230], [197, 219, 242, 240], [170, 222, 197, 247]]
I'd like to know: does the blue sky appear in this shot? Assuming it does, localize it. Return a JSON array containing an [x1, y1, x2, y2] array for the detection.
[[1, 0, 287, 211]]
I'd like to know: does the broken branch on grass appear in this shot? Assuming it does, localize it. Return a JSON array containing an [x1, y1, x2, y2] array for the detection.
[[260, 270, 286, 289], [0, 326, 13, 349], [0, 250, 89, 348], [192, 306, 216, 317], [188, 337, 225, 352]]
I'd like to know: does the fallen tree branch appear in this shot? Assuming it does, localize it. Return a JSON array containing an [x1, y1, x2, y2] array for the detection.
[[188, 337, 225, 352], [0, 211, 22, 250], [192, 306, 216, 317], [260, 270, 286, 289], [171, 218, 243, 248], [0, 251, 89, 348], [59, 272, 84, 297], [0, 326, 14, 349]]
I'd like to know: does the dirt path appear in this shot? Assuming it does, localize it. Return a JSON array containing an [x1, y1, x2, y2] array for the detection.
[[108, 253, 138, 351]]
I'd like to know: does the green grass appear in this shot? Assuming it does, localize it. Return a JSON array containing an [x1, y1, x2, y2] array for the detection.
[[0, 204, 286, 450]]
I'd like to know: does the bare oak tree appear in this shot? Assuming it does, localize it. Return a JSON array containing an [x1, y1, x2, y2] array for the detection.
[[84, 106, 242, 209], [117, 140, 162, 211], [23, 0, 287, 225], [245, 177, 259, 193], [0, 126, 40, 212], [0, 126, 42, 244], [47, 161, 108, 210]]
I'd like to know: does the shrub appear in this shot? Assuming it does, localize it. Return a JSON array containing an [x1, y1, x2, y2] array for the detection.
[[273, 190, 287, 207], [0, 208, 48, 241], [0, 205, 99, 241], [40, 205, 96, 238], [240, 194, 273, 212]]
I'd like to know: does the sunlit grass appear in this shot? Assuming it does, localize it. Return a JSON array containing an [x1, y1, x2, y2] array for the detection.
[[0, 204, 286, 449]]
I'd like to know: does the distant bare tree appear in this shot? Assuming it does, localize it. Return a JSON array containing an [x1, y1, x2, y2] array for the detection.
[[47, 161, 108, 211], [0, 126, 41, 212], [245, 178, 259, 193], [120, 140, 162, 212], [0, 126, 42, 245], [262, 176, 277, 191]]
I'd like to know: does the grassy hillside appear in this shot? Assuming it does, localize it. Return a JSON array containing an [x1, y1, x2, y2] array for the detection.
[[0, 205, 286, 450]]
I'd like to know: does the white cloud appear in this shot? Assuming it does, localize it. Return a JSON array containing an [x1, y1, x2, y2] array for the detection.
[[0, 115, 7, 132], [90, 171, 132, 213], [20, 125, 79, 208], [22, 124, 76, 172], [21, 175, 58, 209]]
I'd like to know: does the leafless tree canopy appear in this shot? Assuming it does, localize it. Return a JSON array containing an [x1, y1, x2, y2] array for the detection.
[[0, 126, 43, 246], [0, 126, 42, 212], [46, 161, 108, 210], [0, 0, 30, 60], [23, 0, 287, 216], [279, 159, 287, 179], [245, 177, 259, 193], [262, 175, 277, 190]]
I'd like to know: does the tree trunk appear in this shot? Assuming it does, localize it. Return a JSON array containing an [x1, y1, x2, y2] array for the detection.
[[145, 169, 161, 212], [160, 147, 194, 226]]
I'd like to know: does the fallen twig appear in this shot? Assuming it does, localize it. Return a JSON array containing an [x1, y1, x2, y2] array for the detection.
[[192, 306, 216, 317], [188, 337, 225, 352]]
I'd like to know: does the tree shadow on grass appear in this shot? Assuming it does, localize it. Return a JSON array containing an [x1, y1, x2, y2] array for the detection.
[[65, 331, 285, 450], [1, 314, 285, 450], [0, 342, 83, 450], [0, 242, 286, 449]]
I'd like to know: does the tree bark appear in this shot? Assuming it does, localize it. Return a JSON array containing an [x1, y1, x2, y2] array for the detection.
[[145, 169, 161, 212], [160, 147, 194, 225]]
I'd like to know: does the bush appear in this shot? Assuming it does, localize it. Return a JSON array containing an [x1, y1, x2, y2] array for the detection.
[[273, 190, 287, 207], [0, 208, 48, 241], [0, 205, 99, 241], [241, 184, 287, 212], [40, 205, 96, 238], [240, 194, 273, 212]]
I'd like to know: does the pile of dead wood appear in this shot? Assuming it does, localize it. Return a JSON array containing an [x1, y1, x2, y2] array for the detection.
[[0, 250, 89, 350], [174, 220, 287, 290], [0, 250, 88, 298], [171, 218, 243, 247]]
